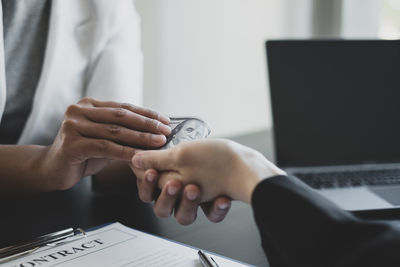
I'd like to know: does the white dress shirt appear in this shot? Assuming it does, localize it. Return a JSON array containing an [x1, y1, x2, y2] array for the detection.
[[0, 0, 143, 145]]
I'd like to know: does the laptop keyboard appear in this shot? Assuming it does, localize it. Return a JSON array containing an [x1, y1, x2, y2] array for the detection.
[[295, 169, 400, 189]]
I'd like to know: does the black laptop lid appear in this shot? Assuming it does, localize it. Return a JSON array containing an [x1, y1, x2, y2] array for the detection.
[[267, 40, 400, 167]]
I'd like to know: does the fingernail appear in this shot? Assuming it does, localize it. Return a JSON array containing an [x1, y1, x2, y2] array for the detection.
[[158, 113, 170, 124], [186, 190, 199, 201], [132, 155, 143, 168], [167, 185, 178, 196], [218, 202, 230, 210], [157, 123, 172, 135], [152, 134, 166, 145], [146, 173, 156, 183]]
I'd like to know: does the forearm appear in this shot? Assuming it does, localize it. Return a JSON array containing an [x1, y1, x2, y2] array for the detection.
[[0, 145, 51, 195]]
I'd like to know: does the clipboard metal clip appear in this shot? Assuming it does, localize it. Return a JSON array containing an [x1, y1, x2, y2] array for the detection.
[[0, 228, 87, 263]]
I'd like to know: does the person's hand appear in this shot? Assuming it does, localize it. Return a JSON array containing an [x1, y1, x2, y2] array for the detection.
[[132, 139, 286, 203], [132, 166, 231, 225], [40, 97, 171, 191]]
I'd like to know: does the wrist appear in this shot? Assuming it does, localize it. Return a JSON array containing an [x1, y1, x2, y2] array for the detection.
[[37, 145, 62, 192], [0, 145, 59, 195], [236, 161, 286, 204], [18, 145, 56, 193], [225, 142, 286, 203], [238, 174, 262, 204]]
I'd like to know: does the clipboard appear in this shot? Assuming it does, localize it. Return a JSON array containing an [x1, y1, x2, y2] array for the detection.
[[0, 222, 253, 267], [0, 228, 87, 263]]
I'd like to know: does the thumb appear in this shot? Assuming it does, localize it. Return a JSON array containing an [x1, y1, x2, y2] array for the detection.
[[132, 149, 175, 171]]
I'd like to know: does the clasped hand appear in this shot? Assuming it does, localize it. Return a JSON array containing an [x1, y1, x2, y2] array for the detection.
[[132, 139, 286, 208], [42, 97, 231, 225]]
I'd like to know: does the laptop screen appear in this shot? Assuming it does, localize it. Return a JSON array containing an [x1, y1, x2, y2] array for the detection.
[[267, 40, 400, 167]]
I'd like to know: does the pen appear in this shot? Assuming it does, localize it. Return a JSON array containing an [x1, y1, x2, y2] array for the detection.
[[0, 228, 86, 260], [198, 250, 219, 267]]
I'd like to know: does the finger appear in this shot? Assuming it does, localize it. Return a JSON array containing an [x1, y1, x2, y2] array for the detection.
[[75, 120, 167, 149], [153, 180, 182, 218], [132, 150, 176, 171], [68, 104, 171, 136], [78, 97, 170, 125], [73, 137, 138, 162], [88, 99, 170, 125], [174, 184, 201, 225], [137, 169, 159, 203], [201, 196, 232, 223], [86, 107, 171, 136]]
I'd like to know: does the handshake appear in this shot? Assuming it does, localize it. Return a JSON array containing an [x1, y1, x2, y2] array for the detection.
[[7, 98, 284, 226], [130, 118, 285, 225]]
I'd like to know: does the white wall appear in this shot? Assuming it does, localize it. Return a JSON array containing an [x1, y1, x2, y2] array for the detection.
[[341, 0, 381, 38], [282, 0, 313, 38], [133, 0, 382, 137], [134, 0, 288, 137]]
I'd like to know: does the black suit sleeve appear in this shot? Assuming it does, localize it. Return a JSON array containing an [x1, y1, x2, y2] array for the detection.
[[251, 175, 400, 267]]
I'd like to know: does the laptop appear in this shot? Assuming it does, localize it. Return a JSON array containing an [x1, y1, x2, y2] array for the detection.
[[267, 40, 400, 211]]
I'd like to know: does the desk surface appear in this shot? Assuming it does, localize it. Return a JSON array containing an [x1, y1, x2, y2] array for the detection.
[[0, 130, 273, 266]]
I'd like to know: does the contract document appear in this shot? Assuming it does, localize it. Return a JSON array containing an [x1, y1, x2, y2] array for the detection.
[[3, 222, 252, 267]]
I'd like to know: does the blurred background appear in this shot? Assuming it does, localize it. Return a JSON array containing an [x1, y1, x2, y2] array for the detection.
[[134, 0, 399, 137]]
